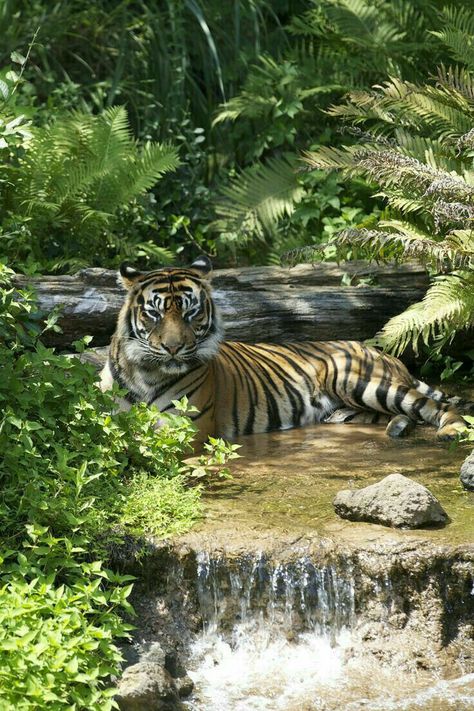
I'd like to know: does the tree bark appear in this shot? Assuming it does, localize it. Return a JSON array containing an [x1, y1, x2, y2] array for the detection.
[[12, 261, 431, 350]]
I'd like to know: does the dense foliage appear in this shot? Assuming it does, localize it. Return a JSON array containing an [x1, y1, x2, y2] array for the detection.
[[211, 0, 472, 262], [0, 269, 238, 708], [0, 0, 294, 268], [5, 0, 473, 269], [299, 9, 474, 356]]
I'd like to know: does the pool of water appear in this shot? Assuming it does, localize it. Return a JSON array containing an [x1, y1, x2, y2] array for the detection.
[[198, 423, 474, 546]]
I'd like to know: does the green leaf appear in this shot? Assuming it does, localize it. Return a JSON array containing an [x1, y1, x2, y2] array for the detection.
[[10, 51, 27, 66]]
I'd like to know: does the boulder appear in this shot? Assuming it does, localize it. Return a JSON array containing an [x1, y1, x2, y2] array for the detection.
[[460, 451, 474, 491], [333, 473, 448, 528], [115, 661, 184, 711]]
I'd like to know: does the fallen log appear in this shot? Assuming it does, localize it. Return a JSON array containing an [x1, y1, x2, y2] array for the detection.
[[12, 261, 431, 350]]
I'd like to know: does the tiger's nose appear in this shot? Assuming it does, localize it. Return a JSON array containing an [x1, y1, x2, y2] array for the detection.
[[162, 343, 181, 355]]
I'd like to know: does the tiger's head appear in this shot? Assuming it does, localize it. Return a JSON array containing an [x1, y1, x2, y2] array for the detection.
[[116, 256, 222, 375]]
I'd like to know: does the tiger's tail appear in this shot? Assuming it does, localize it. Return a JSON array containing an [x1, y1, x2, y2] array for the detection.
[[412, 378, 474, 415]]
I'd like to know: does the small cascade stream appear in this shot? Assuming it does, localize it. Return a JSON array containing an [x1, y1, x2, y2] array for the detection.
[[195, 552, 357, 637], [126, 424, 474, 710], [178, 551, 474, 711]]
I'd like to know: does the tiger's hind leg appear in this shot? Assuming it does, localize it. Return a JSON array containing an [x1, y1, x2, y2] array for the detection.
[[349, 381, 465, 440], [385, 414, 416, 438], [325, 407, 416, 438]]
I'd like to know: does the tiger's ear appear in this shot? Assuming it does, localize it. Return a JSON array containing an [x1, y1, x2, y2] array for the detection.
[[190, 255, 213, 279], [119, 262, 144, 289]]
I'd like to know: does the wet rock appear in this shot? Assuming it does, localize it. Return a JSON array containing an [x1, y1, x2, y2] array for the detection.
[[164, 650, 194, 698], [115, 661, 183, 711], [333, 473, 448, 528], [165, 650, 187, 679], [175, 674, 194, 699], [460, 450, 474, 491], [142, 641, 167, 667]]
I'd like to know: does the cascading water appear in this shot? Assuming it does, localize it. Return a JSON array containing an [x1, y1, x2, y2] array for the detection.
[[183, 552, 354, 710], [195, 552, 357, 636], [180, 551, 474, 711]]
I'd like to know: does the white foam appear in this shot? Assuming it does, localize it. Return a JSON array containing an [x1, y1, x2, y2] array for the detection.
[[186, 625, 351, 711]]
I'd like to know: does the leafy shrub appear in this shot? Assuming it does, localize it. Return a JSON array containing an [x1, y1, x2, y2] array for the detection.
[[0, 270, 237, 708], [0, 549, 132, 711]]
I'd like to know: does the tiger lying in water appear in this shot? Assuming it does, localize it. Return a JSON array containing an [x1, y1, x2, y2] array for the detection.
[[100, 256, 470, 442]]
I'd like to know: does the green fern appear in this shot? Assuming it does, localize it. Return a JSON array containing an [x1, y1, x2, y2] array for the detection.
[[335, 226, 474, 269], [296, 30, 474, 355], [374, 272, 474, 355], [213, 156, 305, 241], [3, 107, 180, 269], [432, 6, 474, 70]]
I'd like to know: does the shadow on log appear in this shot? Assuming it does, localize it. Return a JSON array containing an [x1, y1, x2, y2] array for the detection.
[[13, 261, 431, 350]]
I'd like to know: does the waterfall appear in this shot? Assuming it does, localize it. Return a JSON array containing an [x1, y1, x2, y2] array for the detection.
[[179, 550, 474, 711], [195, 551, 357, 637], [184, 552, 357, 710]]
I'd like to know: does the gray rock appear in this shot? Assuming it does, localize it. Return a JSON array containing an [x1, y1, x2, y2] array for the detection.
[[142, 641, 166, 667], [116, 661, 184, 711], [460, 451, 474, 491], [333, 473, 448, 528], [164, 650, 186, 679]]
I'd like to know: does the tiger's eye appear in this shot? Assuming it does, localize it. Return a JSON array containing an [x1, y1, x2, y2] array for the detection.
[[185, 307, 200, 322], [142, 309, 161, 323]]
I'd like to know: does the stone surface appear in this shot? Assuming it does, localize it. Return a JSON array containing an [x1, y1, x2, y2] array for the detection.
[[142, 641, 167, 667], [115, 661, 183, 711], [333, 473, 448, 528], [460, 451, 474, 491]]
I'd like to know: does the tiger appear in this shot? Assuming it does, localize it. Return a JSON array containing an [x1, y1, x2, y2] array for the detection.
[[100, 256, 471, 442]]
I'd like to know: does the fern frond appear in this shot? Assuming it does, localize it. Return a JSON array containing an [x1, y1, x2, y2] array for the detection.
[[375, 272, 474, 354], [374, 192, 426, 215], [437, 65, 474, 102], [302, 144, 364, 172], [335, 227, 473, 268], [213, 56, 302, 126], [432, 7, 474, 71], [215, 156, 304, 240], [8, 107, 179, 257]]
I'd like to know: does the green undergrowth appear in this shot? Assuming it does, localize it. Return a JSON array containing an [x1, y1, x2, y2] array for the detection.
[[0, 265, 238, 709]]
